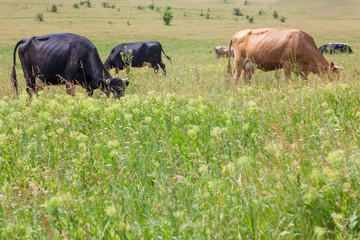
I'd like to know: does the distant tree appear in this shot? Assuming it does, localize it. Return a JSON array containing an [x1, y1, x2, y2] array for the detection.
[[162, 6, 173, 25], [273, 10, 279, 18]]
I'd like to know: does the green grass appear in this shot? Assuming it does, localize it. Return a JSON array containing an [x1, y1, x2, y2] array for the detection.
[[1, 0, 360, 239]]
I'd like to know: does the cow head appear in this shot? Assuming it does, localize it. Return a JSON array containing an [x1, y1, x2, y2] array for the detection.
[[101, 78, 130, 98]]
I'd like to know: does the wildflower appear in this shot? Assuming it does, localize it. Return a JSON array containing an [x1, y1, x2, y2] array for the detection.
[[174, 116, 180, 123], [314, 226, 326, 239], [199, 164, 208, 174], [47, 192, 72, 210], [222, 162, 236, 177], [211, 127, 227, 138], [327, 150, 344, 168], [124, 114, 133, 121], [144, 116, 152, 124], [107, 140, 120, 149], [105, 205, 118, 217], [187, 125, 200, 137]]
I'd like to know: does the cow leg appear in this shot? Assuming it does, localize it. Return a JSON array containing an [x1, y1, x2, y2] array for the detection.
[[233, 58, 244, 85], [65, 82, 75, 96], [158, 62, 166, 75], [25, 75, 36, 100], [153, 64, 159, 74]]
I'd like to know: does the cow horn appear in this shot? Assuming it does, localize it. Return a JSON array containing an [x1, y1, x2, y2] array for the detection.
[[123, 78, 130, 86]]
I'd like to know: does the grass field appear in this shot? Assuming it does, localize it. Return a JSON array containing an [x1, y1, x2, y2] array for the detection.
[[1, 0, 360, 239]]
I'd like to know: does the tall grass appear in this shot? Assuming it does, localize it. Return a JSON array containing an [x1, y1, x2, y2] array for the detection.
[[1, 0, 360, 238]]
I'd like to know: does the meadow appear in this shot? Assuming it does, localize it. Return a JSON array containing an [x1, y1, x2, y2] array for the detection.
[[1, 0, 360, 239]]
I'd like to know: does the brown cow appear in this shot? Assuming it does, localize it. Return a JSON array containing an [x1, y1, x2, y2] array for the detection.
[[214, 46, 234, 58], [227, 28, 340, 84]]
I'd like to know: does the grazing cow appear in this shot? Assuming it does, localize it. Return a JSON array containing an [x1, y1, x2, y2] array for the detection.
[[11, 33, 129, 99], [319, 43, 353, 54], [227, 28, 340, 84], [104, 41, 171, 75], [214, 46, 234, 58]]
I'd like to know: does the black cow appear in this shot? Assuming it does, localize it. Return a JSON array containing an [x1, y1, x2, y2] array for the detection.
[[11, 33, 129, 99], [104, 41, 171, 75], [319, 43, 353, 54]]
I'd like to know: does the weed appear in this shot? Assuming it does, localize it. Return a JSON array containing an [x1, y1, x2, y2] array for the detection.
[[273, 10, 279, 18], [35, 12, 43, 21], [233, 8, 243, 16], [280, 16, 287, 22], [50, 4, 57, 12]]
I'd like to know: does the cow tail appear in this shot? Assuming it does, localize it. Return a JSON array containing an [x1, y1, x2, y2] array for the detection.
[[160, 45, 171, 61], [12, 39, 25, 97], [227, 39, 233, 76]]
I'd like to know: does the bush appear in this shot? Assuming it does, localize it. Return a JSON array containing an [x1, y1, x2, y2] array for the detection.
[[206, 11, 210, 19], [138, 5, 144, 10], [148, 3, 154, 10], [233, 8, 243, 16], [248, 16, 254, 23], [73, 3, 79, 8], [87, 0, 91, 8], [280, 16, 286, 22], [35, 13, 43, 21], [103, 2, 115, 8], [200, 9, 204, 16], [162, 6, 173, 25], [244, 0, 249, 5], [51, 4, 57, 12], [258, 10, 264, 15], [272, 10, 278, 18]]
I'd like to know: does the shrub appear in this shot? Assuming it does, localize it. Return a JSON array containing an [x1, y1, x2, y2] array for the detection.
[[148, 3, 154, 10], [248, 16, 254, 23], [233, 8, 243, 16], [35, 13, 43, 21], [138, 5, 144, 10], [244, 0, 249, 5], [162, 6, 173, 25], [272, 10, 278, 18], [103, 2, 115, 8], [51, 4, 57, 12], [280, 16, 286, 22], [258, 10, 264, 15], [200, 9, 204, 16], [87, 0, 91, 8], [73, 3, 79, 8]]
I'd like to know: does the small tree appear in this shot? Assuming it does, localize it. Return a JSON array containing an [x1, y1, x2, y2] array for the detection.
[[36, 13, 43, 21], [51, 4, 57, 12], [162, 6, 173, 25], [233, 8, 243, 16], [280, 16, 286, 22], [272, 10, 278, 18]]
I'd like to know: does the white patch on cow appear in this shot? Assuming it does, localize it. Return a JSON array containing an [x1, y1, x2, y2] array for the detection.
[[243, 59, 257, 71], [35, 77, 45, 90], [142, 61, 153, 68]]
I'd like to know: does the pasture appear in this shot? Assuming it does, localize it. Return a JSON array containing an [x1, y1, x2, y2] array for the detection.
[[1, 0, 360, 238]]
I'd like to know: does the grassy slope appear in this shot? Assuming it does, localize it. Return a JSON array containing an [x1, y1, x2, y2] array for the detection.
[[1, 0, 360, 239]]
